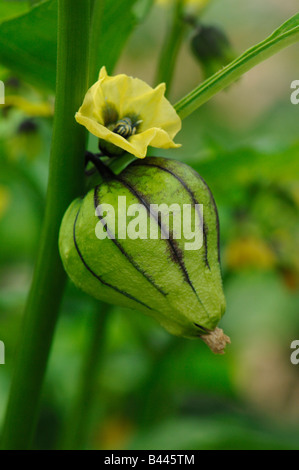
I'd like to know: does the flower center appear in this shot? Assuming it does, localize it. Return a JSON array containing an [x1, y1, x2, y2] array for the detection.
[[113, 118, 136, 138], [110, 117, 143, 140]]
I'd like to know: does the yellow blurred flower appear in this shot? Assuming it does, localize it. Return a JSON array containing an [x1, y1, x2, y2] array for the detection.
[[75, 66, 181, 159], [225, 236, 276, 270], [0, 186, 11, 219], [157, 0, 210, 12], [1, 95, 53, 117]]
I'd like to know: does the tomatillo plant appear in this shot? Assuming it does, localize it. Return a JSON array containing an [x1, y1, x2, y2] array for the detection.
[[1, 0, 299, 450]]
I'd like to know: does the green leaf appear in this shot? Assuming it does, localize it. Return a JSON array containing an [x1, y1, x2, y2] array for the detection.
[[0, 1, 29, 22], [191, 142, 299, 192], [175, 13, 299, 119], [133, 0, 154, 22], [95, 0, 139, 74], [270, 12, 299, 38], [0, 0, 57, 91], [0, 0, 139, 92]]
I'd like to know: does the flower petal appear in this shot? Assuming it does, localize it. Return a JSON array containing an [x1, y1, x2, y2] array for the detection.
[[75, 66, 181, 158]]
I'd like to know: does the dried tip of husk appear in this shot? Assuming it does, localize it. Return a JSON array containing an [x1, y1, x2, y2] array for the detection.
[[201, 327, 231, 355]]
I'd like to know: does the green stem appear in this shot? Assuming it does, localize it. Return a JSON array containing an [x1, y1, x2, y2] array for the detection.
[[155, 0, 185, 96], [89, 0, 106, 85], [1, 0, 91, 450], [62, 303, 110, 450], [175, 17, 299, 119]]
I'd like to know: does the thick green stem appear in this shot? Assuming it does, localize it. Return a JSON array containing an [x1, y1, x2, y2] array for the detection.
[[62, 303, 110, 450], [155, 0, 185, 96], [1, 0, 91, 450]]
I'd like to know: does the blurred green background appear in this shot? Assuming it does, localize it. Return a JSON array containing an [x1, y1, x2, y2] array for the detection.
[[0, 0, 299, 450]]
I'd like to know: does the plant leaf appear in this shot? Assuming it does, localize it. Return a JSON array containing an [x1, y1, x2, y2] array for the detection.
[[0, 0, 57, 91], [0, 1, 29, 22], [0, 0, 139, 92]]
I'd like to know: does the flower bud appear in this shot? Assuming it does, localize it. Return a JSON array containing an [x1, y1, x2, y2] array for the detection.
[[190, 24, 235, 78]]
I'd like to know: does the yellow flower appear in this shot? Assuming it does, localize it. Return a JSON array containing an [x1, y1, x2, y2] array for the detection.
[[1, 95, 53, 117], [225, 236, 276, 271], [75, 66, 181, 159], [0, 186, 11, 220], [157, 0, 210, 12]]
